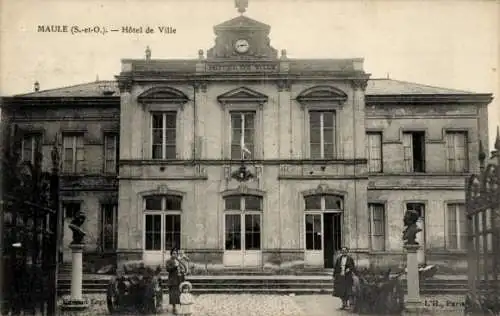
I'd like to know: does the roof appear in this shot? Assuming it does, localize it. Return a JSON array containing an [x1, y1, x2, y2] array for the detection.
[[13, 80, 119, 98], [10, 78, 483, 99], [214, 15, 270, 33], [366, 79, 473, 95]]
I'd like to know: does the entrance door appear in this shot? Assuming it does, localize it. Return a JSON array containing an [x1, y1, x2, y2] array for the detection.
[[143, 195, 182, 266], [223, 195, 263, 267], [323, 213, 342, 269], [304, 195, 344, 267], [223, 212, 262, 267], [143, 213, 181, 266]]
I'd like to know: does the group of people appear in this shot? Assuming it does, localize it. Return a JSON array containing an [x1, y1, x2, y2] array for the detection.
[[164, 245, 357, 313], [165, 247, 194, 316]]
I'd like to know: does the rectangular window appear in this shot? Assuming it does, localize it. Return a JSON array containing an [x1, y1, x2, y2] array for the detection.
[[100, 204, 118, 251], [231, 111, 255, 160], [104, 134, 118, 174], [62, 134, 84, 174], [152, 112, 177, 159], [366, 132, 383, 173], [402, 131, 426, 172], [310, 111, 336, 159], [446, 203, 467, 250], [446, 131, 468, 173], [21, 133, 42, 164], [305, 214, 322, 250], [368, 203, 386, 251]]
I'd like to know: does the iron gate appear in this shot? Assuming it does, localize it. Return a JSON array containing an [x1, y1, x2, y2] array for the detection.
[[465, 137, 500, 314], [1, 125, 60, 315]]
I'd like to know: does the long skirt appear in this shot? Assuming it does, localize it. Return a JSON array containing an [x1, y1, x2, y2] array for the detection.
[[334, 275, 353, 300], [168, 285, 181, 305]]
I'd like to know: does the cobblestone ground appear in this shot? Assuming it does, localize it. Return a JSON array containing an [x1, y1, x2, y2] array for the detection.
[[57, 293, 465, 316]]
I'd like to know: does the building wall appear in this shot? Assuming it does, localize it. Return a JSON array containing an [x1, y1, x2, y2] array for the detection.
[[120, 80, 363, 161], [117, 77, 371, 267], [8, 104, 119, 262], [115, 76, 491, 271], [3, 80, 490, 271]]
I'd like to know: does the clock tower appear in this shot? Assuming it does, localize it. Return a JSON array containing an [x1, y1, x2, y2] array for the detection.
[[206, 2, 278, 60]]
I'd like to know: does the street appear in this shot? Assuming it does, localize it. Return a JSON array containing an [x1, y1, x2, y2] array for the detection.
[[58, 293, 465, 316]]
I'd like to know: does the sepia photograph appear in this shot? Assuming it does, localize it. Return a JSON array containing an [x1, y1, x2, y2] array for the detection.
[[0, 0, 499, 315]]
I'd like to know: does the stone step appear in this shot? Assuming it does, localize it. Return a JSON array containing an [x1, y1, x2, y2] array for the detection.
[[56, 287, 468, 295], [55, 276, 479, 295], [56, 280, 471, 289]]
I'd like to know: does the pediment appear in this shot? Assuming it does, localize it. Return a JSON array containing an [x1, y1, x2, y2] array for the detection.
[[214, 16, 270, 34], [137, 86, 189, 104], [217, 87, 268, 104], [296, 86, 348, 104]]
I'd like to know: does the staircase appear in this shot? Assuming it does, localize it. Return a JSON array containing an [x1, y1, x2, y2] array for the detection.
[[57, 268, 474, 296]]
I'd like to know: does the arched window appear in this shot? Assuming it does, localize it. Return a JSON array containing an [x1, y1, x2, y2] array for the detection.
[[304, 195, 343, 211], [143, 195, 182, 253], [224, 195, 262, 252], [304, 194, 343, 268]]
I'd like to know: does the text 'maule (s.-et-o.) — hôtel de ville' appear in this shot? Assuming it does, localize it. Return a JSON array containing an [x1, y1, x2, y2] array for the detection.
[[1, 1, 494, 273]]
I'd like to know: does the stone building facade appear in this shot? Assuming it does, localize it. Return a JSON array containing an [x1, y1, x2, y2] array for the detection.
[[1, 11, 493, 272]]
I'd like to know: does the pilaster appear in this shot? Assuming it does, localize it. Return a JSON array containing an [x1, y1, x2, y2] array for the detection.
[[278, 77, 291, 159], [352, 79, 367, 159], [194, 82, 207, 159], [119, 90, 133, 160]]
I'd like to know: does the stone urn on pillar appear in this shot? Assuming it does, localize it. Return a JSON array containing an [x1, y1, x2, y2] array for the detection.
[[402, 209, 423, 313], [61, 211, 89, 311]]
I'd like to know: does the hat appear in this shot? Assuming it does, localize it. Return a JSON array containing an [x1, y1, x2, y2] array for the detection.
[[179, 281, 192, 292]]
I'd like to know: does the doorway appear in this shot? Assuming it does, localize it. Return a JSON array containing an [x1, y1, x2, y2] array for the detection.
[[222, 195, 263, 267], [323, 213, 342, 268], [142, 195, 182, 266]]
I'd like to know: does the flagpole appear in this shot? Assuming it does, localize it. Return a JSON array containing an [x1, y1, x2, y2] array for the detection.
[[241, 113, 245, 161]]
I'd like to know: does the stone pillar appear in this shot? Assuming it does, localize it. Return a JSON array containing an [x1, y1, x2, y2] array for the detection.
[[61, 244, 89, 311], [404, 244, 422, 313], [71, 244, 84, 300]]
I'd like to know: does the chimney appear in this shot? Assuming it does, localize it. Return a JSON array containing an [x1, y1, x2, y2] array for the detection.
[[34, 81, 40, 92]]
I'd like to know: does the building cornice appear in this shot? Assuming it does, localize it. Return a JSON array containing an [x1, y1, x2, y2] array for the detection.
[[119, 159, 368, 166], [115, 73, 369, 84], [366, 93, 493, 105], [1, 96, 119, 107]]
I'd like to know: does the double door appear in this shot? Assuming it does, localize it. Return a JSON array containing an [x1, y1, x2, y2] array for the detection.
[[223, 212, 262, 267], [143, 213, 180, 266], [304, 212, 342, 268]]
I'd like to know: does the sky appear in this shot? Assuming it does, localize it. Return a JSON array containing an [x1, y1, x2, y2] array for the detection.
[[0, 0, 499, 151]]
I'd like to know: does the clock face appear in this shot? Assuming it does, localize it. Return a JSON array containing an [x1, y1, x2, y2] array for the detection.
[[234, 39, 249, 54]]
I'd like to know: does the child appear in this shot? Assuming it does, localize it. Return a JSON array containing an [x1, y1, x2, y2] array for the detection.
[[178, 250, 193, 276], [178, 281, 194, 316]]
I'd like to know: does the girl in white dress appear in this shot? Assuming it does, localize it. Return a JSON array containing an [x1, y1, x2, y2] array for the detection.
[[178, 281, 194, 316]]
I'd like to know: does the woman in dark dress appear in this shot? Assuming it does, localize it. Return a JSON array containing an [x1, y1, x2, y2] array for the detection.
[[165, 248, 186, 314], [333, 246, 356, 309]]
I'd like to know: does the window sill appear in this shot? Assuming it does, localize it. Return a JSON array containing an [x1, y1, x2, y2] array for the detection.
[[369, 172, 471, 177]]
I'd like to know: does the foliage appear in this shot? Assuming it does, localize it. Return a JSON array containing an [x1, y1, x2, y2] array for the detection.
[[352, 267, 405, 315], [465, 292, 500, 315], [1, 125, 58, 314]]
